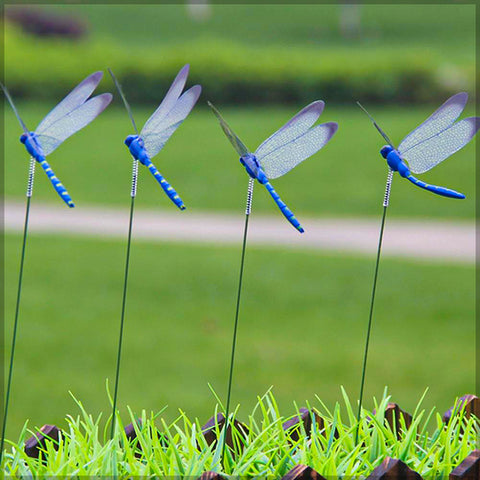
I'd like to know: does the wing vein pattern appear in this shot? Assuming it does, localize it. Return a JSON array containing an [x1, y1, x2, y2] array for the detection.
[[36, 71, 104, 135], [400, 117, 480, 174], [35, 94, 113, 156], [140, 65, 190, 137], [398, 92, 468, 154], [140, 84, 202, 159], [255, 101, 337, 179]]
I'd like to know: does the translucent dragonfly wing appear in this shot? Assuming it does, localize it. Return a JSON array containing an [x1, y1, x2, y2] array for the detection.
[[401, 117, 480, 174], [108, 68, 139, 134], [1, 83, 29, 134], [140, 65, 190, 137], [35, 93, 112, 156], [36, 71, 104, 135], [257, 122, 338, 179], [356, 101, 395, 147], [255, 101, 325, 159], [398, 92, 468, 154], [208, 101, 249, 157], [141, 85, 201, 159]]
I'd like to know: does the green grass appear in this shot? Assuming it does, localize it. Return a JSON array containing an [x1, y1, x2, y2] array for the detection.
[[4, 232, 474, 441], [3, 389, 478, 477], [5, 5, 475, 104], [5, 104, 476, 220], [40, 4, 475, 63]]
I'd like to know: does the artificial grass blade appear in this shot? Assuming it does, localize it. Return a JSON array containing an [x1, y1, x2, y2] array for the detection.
[[2, 389, 479, 477]]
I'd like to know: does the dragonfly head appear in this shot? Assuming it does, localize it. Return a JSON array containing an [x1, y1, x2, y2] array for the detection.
[[20, 132, 35, 145], [20, 132, 42, 158], [380, 145, 393, 159], [124, 134, 137, 147], [240, 153, 261, 181]]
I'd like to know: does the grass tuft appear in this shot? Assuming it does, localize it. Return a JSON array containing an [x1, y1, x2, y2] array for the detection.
[[3, 389, 478, 477]]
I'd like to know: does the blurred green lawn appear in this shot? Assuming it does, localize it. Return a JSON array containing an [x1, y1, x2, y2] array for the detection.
[[5, 104, 475, 220], [4, 233, 474, 440], [47, 4, 474, 65], [5, 5, 475, 107]]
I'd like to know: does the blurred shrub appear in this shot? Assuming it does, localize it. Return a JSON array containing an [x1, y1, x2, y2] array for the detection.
[[5, 24, 472, 105], [6, 8, 87, 40]]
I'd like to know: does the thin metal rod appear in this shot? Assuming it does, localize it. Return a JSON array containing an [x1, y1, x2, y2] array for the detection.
[[355, 169, 393, 444], [223, 177, 254, 459], [0, 158, 36, 467], [110, 159, 138, 441]]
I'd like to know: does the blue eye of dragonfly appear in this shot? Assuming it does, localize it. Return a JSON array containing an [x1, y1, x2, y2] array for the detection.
[[124, 134, 136, 147], [20, 132, 44, 159], [380, 145, 392, 158]]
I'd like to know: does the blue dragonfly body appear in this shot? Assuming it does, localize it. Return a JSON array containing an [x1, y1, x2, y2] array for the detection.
[[209, 101, 338, 233], [110, 65, 201, 210], [2, 72, 112, 207], [240, 152, 303, 231], [361, 92, 479, 199], [125, 135, 186, 209]]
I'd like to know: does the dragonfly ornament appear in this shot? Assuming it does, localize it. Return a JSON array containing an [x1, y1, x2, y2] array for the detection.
[[209, 101, 338, 232], [2, 72, 112, 207], [108, 65, 201, 442], [109, 65, 201, 208], [209, 100, 337, 460], [358, 92, 479, 202], [0, 72, 111, 469], [354, 93, 479, 445]]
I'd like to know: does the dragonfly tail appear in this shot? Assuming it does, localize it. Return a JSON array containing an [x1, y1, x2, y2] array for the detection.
[[406, 174, 465, 199], [145, 160, 186, 210], [264, 181, 304, 233], [38, 159, 75, 207]]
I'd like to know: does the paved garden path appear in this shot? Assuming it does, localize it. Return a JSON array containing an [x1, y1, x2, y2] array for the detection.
[[4, 200, 475, 263]]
